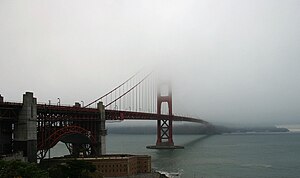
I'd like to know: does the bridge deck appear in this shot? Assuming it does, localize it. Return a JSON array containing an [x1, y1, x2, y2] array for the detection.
[[0, 102, 208, 124]]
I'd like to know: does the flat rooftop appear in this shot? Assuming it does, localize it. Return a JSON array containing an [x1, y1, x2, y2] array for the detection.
[[44, 154, 150, 161]]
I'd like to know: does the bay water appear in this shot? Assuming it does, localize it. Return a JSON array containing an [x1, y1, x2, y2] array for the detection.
[[52, 132, 300, 178]]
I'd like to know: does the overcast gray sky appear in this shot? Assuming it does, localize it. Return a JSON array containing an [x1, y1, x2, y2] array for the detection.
[[0, 0, 299, 126]]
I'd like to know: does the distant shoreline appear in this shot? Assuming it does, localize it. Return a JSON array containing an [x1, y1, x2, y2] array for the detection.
[[107, 124, 289, 135]]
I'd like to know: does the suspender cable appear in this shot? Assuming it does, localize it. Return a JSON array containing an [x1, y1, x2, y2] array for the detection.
[[84, 70, 142, 108], [105, 72, 152, 108]]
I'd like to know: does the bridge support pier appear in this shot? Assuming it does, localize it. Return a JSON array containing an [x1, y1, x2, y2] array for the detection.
[[14, 92, 37, 162], [93, 102, 106, 155]]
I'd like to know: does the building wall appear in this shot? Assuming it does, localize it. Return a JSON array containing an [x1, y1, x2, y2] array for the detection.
[[88, 155, 151, 177], [87, 156, 139, 177], [91, 158, 134, 177], [137, 156, 151, 173], [41, 154, 151, 177]]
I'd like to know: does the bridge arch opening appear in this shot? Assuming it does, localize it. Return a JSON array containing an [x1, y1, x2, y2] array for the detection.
[[37, 126, 97, 160]]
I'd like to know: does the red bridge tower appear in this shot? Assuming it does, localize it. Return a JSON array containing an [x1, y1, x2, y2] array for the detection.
[[147, 82, 183, 149]]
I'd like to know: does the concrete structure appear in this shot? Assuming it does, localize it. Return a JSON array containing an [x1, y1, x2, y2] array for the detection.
[[70, 102, 107, 156], [97, 102, 106, 155], [41, 154, 151, 177], [14, 92, 37, 162], [0, 92, 108, 162], [0, 89, 209, 162]]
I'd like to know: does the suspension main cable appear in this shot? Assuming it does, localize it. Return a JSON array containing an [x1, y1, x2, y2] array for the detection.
[[84, 70, 142, 108], [105, 72, 152, 108]]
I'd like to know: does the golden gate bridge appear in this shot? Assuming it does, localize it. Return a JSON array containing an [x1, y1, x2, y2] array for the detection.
[[0, 71, 211, 162]]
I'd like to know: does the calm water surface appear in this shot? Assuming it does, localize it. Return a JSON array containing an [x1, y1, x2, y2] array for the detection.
[[52, 133, 300, 178]]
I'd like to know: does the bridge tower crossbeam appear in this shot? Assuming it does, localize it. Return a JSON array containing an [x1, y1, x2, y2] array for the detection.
[[147, 82, 183, 149], [156, 82, 174, 146]]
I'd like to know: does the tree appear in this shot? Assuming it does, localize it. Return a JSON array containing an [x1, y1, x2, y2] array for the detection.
[[0, 160, 49, 178]]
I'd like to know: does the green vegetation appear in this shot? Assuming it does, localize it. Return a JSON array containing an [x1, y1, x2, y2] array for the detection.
[[0, 160, 48, 178], [0, 160, 97, 178]]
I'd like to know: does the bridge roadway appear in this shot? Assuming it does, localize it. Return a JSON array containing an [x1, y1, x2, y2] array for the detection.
[[1, 99, 210, 162], [0, 102, 208, 124], [1, 76, 211, 162]]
